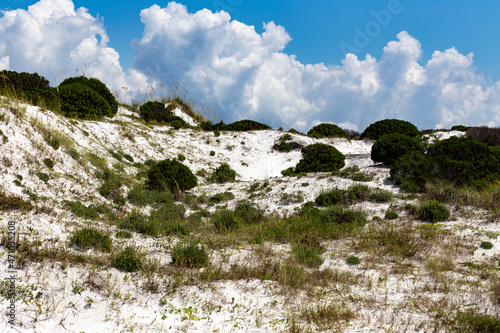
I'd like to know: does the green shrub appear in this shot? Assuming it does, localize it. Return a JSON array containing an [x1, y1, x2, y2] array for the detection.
[[346, 255, 361, 265], [223, 119, 271, 131], [64, 200, 99, 220], [448, 309, 500, 333], [390, 151, 430, 192], [170, 242, 209, 268], [127, 184, 174, 206], [209, 191, 235, 203], [59, 83, 113, 119], [70, 228, 112, 252], [139, 101, 187, 127], [294, 143, 345, 173], [480, 241, 494, 250], [177, 154, 186, 161], [97, 169, 123, 200], [60, 76, 118, 116], [315, 185, 387, 206], [38, 173, 49, 183], [417, 201, 450, 222], [43, 158, 54, 169], [293, 244, 324, 268], [451, 125, 471, 132], [209, 163, 236, 183], [209, 150, 215, 156], [307, 123, 349, 139], [212, 210, 240, 231], [233, 201, 264, 224], [146, 159, 197, 192], [69, 149, 80, 160], [371, 134, 424, 166], [272, 134, 302, 152], [112, 247, 142, 272], [123, 154, 134, 162], [360, 119, 420, 140], [116, 230, 133, 239], [385, 211, 399, 220], [0, 70, 59, 110], [119, 210, 159, 236]]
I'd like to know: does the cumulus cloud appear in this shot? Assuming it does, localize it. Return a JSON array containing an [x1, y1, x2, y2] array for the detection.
[[1, 0, 499, 130], [131, 3, 500, 130], [0, 0, 148, 99]]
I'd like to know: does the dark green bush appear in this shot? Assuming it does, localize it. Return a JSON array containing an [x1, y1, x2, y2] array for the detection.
[[209, 163, 236, 183], [294, 143, 345, 173], [223, 119, 271, 131], [97, 169, 123, 200], [43, 158, 54, 169], [209, 191, 235, 203], [64, 200, 99, 220], [139, 101, 187, 127], [292, 244, 324, 268], [59, 76, 118, 116], [480, 241, 494, 250], [272, 134, 302, 152], [170, 242, 209, 268], [38, 173, 49, 183], [346, 255, 361, 265], [315, 184, 381, 207], [146, 159, 197, 192], [177, 154, 186, 162], [116, 230, 133, 239], [307, 123, 350, 139], [385, 211, 399, 220], [70, 228, 112, 252], [59, 83, 113, 119], [360, 119, 420, 140], [127, 184, 174, 206], [123, 154, 134, 162], [0, 191, 34, 211], [390, 151, 431, 192], [451, 125, 471, 132], [0, 70, 59, 110], [371, 134, 424, 166], [448, 309, 500, 333], [112, 247, 141, 272], [417, 201, 450, 222]]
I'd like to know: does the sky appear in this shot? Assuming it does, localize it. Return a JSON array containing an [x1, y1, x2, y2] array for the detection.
[[1, 0, 500, 131]]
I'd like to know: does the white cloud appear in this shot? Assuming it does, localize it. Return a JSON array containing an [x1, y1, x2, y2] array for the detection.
[[0, 0, 148, 100], [1, 1, 499, 131]]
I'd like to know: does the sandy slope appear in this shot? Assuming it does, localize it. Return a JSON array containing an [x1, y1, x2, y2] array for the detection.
[[0, 100, 498, 332]]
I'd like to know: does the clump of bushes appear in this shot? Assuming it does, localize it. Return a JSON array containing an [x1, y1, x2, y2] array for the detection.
[[272, 134, 302, 152], [146, 159, 197, 192], [58, 76, 117, 120], [391, 137, 500, 192], [283, 143, 345, 176], [112, 247, 142, 272], [0, 70, 59, 110], [70, 228, 112, 252], [315, 185, 392, 207], [212, 201, 264, 231], [371, 133, 424, 166], [360, 119, 420, 140], [170, 242, 209, 268], [417, 201, 450, 222], [139, 101, 187, 127], [208, 163, 236, 183], [307, 123, 350, 139]]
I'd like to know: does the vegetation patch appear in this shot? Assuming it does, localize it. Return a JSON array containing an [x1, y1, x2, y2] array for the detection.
[[146, 159, 197, 192], [70, 228, 112, 253], [170, 242, 209, 268], [371, 133, 424, 166], [417, 201, 450, 223], [360, 119, 420, 140], [112, 247, 142, 272], [0, 191, 34, 211], [208, 163, 236, 183], [307, 123, 350, 139]]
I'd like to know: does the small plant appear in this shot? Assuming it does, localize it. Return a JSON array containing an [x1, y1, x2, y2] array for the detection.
[[417, 201, 450, 222], [0, 191, 34, 211], [69, 149, 80, 160], [112, 247, 142, 272], [212, 210, 240, 231], [209, 150, 215, 156], [177, 154, 186, 161], [209, 191, 235, 203], [37, 173, 49, 183], [170, 242, 209, 268], [209, 163, 236, 183], [346, 255, 361, 265], [385, 211, 398, 220], [43, 158, 54, 169], [115, 230, 133, 239], [480, 241, 494, 250], [123, 154, 134, 162], [64, 200, 99, 220], [70, 228, 112, 253], [293, 244, 324, 268]]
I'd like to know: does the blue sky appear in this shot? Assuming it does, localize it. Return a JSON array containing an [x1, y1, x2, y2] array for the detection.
[[1, 0, 500, 130], [4, 0, 499, 81]]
